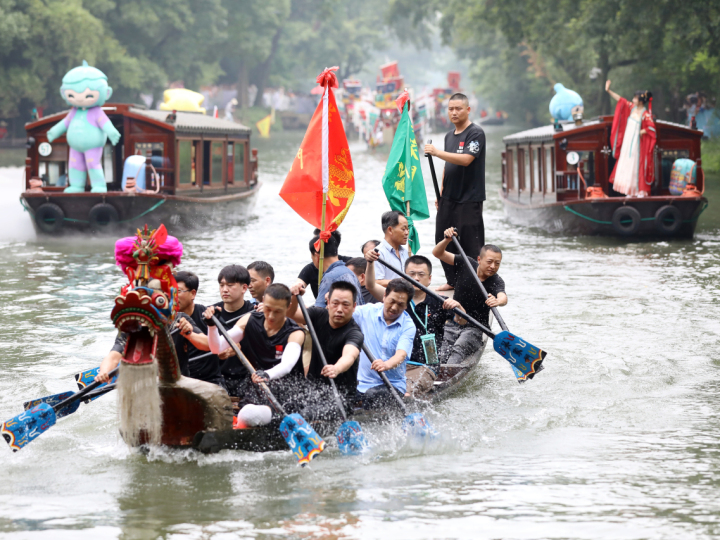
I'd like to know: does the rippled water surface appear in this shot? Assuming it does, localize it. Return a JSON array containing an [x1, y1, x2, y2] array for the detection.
[[0, 125, 719, 540]]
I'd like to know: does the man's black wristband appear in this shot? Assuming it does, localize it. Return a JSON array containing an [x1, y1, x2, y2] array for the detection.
[[255, 370, 270, 383]]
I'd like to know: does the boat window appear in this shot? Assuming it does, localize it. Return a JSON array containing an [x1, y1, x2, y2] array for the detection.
[[234, 141, 245, 184], [102, 144, 114, 185], [524, 149, 531, 192], [211, 141, 224, 185], [39, 161, 67, 187], [545, 148, 553, 193], [517, 149, 525, 191], [505, 149, 513, 189], [177, 140, 196, 186], [659, 149, 690, 188], [134, 142, 164, 158], [533, 148, 541, 193]]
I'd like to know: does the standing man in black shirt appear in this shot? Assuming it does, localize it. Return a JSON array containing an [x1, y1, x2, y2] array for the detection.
[[424, 92, 486, 291], [288, 281, 364, 420], [432, 228, 507, 365]]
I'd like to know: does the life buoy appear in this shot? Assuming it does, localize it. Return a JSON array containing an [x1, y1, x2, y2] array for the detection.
[[611, 206, 641, 235], [35, 203, 65, 234], [88, 203, 120, 232], [654, 205, 682, 235]]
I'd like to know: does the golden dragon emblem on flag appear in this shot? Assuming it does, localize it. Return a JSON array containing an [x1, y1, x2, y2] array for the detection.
[[328, 149, 355, 226]]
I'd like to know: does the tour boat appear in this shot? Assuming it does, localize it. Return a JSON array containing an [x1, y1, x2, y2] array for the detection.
[[501, 116, 708, 237], [20, 103, 261, 235]]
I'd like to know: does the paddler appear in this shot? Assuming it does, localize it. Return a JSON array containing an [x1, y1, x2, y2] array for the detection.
[[432, 229, 506, 365], [287, 281, 364, 421], [312, 230, 364, 308], [204, 283, 305, 427], [351, 278, 416, 409], [424, 93, 486, 291], [374, 211, 410, 286], [364, 251, 467, 395], [295, 228, 352, 299], [247, 261, 274, 309]]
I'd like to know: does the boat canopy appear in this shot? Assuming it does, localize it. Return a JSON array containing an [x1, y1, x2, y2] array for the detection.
[[128, 108, 251, 137], [503, 118, 604, 145]]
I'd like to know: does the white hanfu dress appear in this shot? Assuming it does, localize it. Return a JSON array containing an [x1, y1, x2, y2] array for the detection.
[[612, 107, 645, 196]]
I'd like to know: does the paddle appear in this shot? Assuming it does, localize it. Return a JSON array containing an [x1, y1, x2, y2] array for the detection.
[[296, 296, 369, 455], [1, 367, 120, 452], [360, 343, 437, 439], [372, 254, 545, 382], [23, 383, 116, 419], [425, 139, 441, 201], [211, 315, 325, 466]]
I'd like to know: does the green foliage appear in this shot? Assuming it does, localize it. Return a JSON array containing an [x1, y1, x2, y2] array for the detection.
[[702, 138, 720, 174]]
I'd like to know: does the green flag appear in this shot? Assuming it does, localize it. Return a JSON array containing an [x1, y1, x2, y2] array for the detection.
[[381, 102, 430, 253]]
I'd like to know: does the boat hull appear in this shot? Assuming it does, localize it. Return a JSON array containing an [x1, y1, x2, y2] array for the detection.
[[20, 183, 261, 236], [191, 327, 491, 454], [501, 191, 708, 238]]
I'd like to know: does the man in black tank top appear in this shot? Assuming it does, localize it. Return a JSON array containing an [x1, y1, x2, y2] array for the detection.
[[205, 283, 306, 428]]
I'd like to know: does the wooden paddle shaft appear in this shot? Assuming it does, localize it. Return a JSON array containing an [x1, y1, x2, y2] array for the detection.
[[211, 315, 287, 415], [296, 295, 349, 422], [450, 235, 509, 332], [53, 366, 119, 412], [373, 254, 496, 339], [361, 343, 408, 413], [425, 139, 441, 201]]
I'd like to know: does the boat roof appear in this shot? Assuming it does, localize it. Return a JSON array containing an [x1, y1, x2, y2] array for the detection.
[[503, 118, 604, 145], [128, 107, 251, 136], [504, 117, 701, 145]]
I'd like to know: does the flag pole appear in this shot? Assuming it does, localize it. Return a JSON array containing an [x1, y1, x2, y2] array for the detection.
[[403, 89, 413, 254], [318, 75, 331, 286], [318, 194, 327, 287]]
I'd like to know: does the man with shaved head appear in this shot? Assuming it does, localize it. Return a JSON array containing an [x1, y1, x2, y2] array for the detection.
[[424, 92, 486, 291]]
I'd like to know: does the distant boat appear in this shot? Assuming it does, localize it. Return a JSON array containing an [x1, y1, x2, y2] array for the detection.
[[21, 104, 261, 235], [501, 116, 708, 238]]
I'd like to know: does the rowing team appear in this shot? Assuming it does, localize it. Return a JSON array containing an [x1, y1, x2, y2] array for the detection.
[[97, 211, 507, 428]]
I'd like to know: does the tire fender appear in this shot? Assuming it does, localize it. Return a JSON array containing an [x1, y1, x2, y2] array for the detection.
[[34, 203, 65, 234], [611, 206, 642, 236]]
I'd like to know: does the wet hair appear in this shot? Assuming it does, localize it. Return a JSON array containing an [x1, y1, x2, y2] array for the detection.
[[449, 93, 469, 106], [634, 90, 653, 106], [217, 264, 250, 285], [310, 230, 341, 257], [247, 261, 275, 283], [479, 244, 503, 258], [381, 211, 405, 233], [345, 257, 367, 276], [361, 239, 381, 254], [264, 283, 291, 306], [174, 270, 199, 291], [385, 278, 414, 303], [405, 255, 432, 274], [329, 280, 357, 303]]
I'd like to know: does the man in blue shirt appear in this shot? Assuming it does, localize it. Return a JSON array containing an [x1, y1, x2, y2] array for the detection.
[[313, 230, 365, 308], [352, 278, 416, 409], [374, 211, 410, 286]]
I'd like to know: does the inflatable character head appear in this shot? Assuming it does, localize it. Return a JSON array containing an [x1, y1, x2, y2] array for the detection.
[[549, 83, 583, 122], [60, 60, 113, 109]]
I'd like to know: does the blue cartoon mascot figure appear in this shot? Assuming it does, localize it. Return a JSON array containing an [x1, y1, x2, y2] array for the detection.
[[46, 61, 121, 193], [549, 83, 584, 122]]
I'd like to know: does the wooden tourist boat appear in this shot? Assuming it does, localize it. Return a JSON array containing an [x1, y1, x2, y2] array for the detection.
[[192, 324, 491, 454], [20, 103, 261, 235], [501, 116, 708, 238]]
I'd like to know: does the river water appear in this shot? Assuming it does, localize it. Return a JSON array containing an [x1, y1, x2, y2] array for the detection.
[[0, 125, 719, 540]]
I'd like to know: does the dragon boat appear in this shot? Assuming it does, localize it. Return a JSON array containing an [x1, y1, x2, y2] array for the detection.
[[91, 224, 489, 454], [501, 116, 708, 238], [20, 103, 261, 236]]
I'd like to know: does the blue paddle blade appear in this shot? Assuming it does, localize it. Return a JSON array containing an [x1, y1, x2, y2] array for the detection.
[[23, 391, 79, 419], [1, 403, 57, 452], [401, 412, 439, 440], [75, 367, 116, 402], [279, 413, 326, 466], [336, 420, 370, 455], [492, 330, 546, 382]]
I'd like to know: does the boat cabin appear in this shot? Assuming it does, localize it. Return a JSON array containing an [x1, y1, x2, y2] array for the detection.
[[24, 103, 257, 195], [501, 116, 704, 204]]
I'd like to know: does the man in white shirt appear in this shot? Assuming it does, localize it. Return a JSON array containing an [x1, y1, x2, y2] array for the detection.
[[374, 210, 410, 287]]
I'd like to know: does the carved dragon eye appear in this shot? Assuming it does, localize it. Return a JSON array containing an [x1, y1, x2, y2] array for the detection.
[[151, 292, 168, 309]]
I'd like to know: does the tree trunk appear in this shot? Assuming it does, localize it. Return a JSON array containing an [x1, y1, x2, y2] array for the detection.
[[237, 59, 249, 109], [598, 47, 611, 115], [252, 27, 283, 107]]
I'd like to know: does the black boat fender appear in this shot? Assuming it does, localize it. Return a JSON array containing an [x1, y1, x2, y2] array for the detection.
[[654, 205, 682, 235], [34, 203, 65, 234], [611, 206, 641, 235], [88, 202, 120, 232]]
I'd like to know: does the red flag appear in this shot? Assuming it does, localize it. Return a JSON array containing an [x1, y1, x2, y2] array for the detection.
[[279, 67, 355, 237]]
